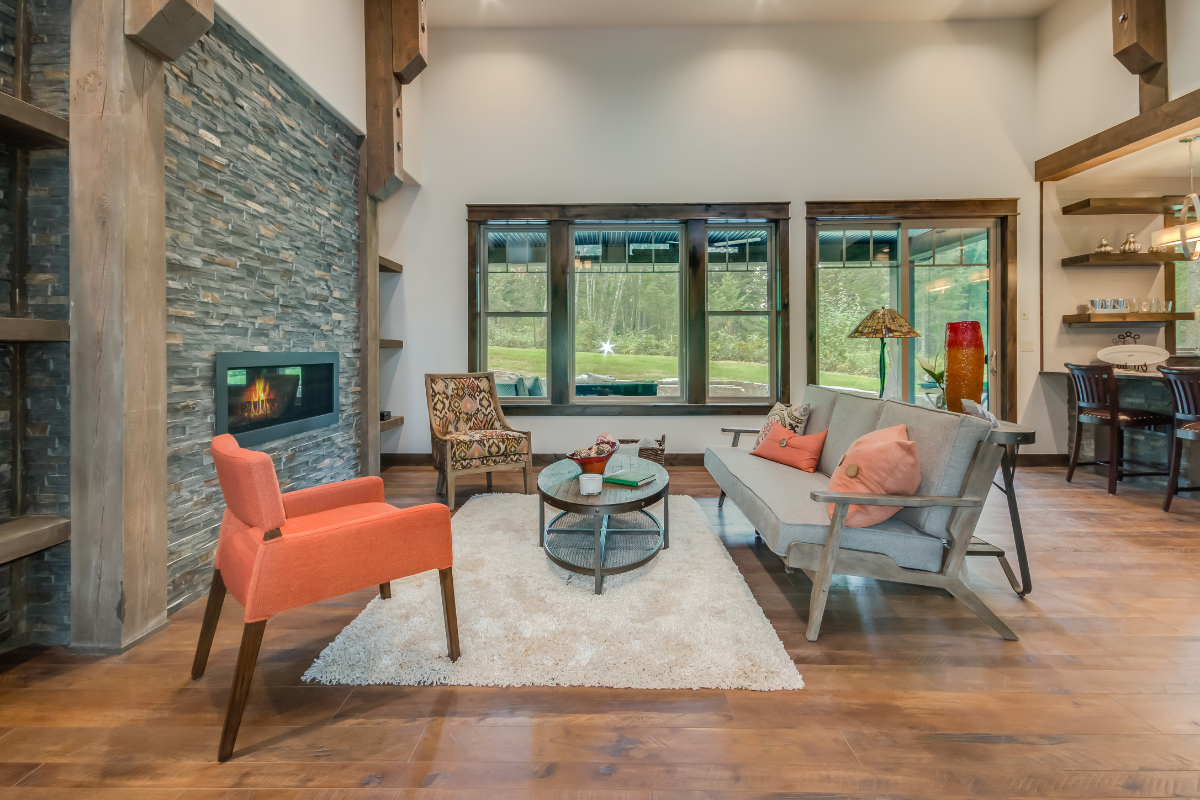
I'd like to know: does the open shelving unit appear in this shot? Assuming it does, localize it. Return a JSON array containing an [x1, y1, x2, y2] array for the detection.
[[1062, 312, 1194, 327], [1061, 196, 1187, 216], [1061, 252, 1182, 267], [380, 338, 403, 349], [380, 416, 404, 433]]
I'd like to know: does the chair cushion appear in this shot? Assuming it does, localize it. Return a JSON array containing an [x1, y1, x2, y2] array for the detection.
[[446, 429, 530, 470], [1080, 407, 1172, 425], [875, 401, 993, 537], [1183, 421, 1200, 433], [827, 425, 921, 527], [705, 446, 946, 572], [280, 502, 401, 535], [816, 392, 885, 476], [754, 402, 811, 447], [428, 374, 501, 434], [210, 433, 286, 532], [750, 424, 826, 473]]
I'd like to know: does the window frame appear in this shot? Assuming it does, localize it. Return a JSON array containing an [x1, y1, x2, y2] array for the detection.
[[479, 222, 551, 403], [804, 199, 1018, 422], [467, 203, 791, 416]]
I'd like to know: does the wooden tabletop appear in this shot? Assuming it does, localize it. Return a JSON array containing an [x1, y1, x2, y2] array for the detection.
[[538, 453, 669, 513]]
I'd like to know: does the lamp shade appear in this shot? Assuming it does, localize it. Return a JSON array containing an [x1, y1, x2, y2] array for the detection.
[[849, 307, 920, 339]]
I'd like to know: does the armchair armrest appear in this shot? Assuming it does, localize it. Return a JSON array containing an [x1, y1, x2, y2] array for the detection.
[[282, 476, 386, 518], [721, 426, 761, 447], [809, 490, 985, 509]]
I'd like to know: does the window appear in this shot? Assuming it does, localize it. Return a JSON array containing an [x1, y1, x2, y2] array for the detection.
[[469, 204, 789, 414], [483, 225, 549, 399], [572, 224, 682, 400], [807, 201, 1015, 419]]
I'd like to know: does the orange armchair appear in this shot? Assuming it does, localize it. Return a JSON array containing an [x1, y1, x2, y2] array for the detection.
[[192, 434, 461, 762]]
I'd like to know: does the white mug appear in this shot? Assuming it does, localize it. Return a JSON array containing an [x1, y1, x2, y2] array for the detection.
[[579, 473, 603, 495]]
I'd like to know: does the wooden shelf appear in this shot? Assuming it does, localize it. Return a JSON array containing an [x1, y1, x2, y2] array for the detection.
[[1061, 252, 1181, 267], [379, 256, 402, 274], [0, 317, 69, 342], [0, 515, 70, 564], [1062, 312, 1194, 327], [1061, 196, 1186, 216], [380, 416, 403, 432], [380, 339, 403, 350], [0, 93, 68, 149]]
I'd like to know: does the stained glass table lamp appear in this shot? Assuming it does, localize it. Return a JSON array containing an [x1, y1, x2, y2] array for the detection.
[[849, 307, 920, 398]]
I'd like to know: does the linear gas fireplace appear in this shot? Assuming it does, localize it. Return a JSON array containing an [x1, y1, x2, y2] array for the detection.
[[214, 351, 340, 446]]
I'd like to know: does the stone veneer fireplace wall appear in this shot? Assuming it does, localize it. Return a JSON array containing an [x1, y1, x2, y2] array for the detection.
[[164, 17, 363, 614]]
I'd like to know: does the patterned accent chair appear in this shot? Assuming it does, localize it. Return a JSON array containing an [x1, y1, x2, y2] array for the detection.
[[425, 372, 533, 510]]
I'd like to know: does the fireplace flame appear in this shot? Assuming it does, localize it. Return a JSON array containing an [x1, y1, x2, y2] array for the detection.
[[244, 377, 276, 420]]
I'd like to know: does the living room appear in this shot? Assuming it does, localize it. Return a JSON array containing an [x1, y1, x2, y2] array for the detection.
[[0, 0, 1199, 794]]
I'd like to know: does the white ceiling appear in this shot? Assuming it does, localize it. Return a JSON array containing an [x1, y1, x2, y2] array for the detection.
[[429, 0, 1062, 29]]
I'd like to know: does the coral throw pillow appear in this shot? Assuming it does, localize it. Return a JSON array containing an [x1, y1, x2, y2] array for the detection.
[[827, 424, 921, 528], [754, 402, 811, 448], [750, 423, 827, 473]]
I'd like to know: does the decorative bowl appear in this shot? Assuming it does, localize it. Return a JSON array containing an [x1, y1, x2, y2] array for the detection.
[[565, 443, 619, 474]]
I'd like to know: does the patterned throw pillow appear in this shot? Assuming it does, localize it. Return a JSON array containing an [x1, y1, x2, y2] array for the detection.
[[754, 402, 811, 448]]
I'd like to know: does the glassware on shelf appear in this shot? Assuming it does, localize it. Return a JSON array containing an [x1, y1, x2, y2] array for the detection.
[[1119, 232, 1142, 253], [1095, 237, 1114, 253]]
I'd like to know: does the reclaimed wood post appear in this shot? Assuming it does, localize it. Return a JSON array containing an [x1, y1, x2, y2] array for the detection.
[[69, 0, 210, 652]]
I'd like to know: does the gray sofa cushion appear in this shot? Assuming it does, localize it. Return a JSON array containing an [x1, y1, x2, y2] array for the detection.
[[798, 385, 840, 437], [875, 401, 994, 537], [816, 392, 885, 476], [704, 446, 947, 572]]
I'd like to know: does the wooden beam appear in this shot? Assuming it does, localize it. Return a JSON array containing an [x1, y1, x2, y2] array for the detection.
[[1035, 86, 1200, 181], [357, 154, 380, 477], [0, 92, 68, 149], [0, 318, 69, 342], [1112, 0, 1169, 112], [70, 0, 169, 653], [125, 0, 214, 62], [0, 516, 70, 565], [392, 0, 427, 85], [364, 0, 403, 201]]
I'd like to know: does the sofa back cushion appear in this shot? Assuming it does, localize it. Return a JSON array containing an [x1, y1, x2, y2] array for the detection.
[[816, 392, 885, 476], [876, 400, 993, 537], [800, 385, 840, 437]]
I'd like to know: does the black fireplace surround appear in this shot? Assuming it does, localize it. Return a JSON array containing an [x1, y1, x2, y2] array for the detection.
[[214, 351, 340, 446]]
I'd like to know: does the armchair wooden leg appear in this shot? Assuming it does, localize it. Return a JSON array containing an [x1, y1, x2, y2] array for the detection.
[[436, 471, 446, 495], [191, 569, 227, 680], [379, 582, 392, 599], [1107, 423, 1120, 495], [718, 490, 726, 508], [218, 620, 267, 762], [805, 504, 847, 642], [486, 471, 493, 489], [945, 576, 1018, 640], [1066, 419, 1083, 482], [523, 459, 534, 494], [439, 567, 461, 662]]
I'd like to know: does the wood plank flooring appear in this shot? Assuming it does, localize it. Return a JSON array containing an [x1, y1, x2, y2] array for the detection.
[[1, 463, 1199, 797]]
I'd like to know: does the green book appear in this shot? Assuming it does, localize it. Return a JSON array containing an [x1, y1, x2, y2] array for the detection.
[[603, 469, 656, 487]]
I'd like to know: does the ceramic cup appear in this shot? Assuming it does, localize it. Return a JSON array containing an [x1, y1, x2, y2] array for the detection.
[[579, 473, 603, 495]]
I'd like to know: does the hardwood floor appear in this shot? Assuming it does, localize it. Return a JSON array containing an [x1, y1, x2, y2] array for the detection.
[[1, 463, 1199, 797]]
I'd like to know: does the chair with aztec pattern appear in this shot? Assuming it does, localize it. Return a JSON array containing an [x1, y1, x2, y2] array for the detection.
[[425, 371, 533, 510]]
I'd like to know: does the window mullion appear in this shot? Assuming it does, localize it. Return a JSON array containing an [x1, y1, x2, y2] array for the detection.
[[548, 220, 571, 405], [685, 219, 707, 404]]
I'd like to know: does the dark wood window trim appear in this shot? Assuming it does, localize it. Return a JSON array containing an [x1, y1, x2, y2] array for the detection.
[[804, 199, 1018, 422], [468, 202, 790, 416]]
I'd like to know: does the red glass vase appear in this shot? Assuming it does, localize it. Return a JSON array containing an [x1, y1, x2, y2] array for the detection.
[[944, 321, 984, 414]]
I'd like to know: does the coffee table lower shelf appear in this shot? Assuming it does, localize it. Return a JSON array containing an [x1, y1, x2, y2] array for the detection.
[[542, 506, 668, 594]]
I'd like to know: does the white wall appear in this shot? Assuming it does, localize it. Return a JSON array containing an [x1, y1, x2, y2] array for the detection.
[[379, 20, 1043, 454], [215, 0, 366, 133]]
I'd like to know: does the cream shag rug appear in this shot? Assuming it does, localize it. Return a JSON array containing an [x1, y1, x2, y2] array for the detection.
[[303, 494, 801, 691]]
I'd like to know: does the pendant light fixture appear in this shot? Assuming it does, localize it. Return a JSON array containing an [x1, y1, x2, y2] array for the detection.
[[1150, 136, 1200, 261]]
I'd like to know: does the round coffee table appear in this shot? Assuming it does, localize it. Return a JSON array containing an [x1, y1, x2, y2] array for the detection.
[[537, 453, 669, 594]]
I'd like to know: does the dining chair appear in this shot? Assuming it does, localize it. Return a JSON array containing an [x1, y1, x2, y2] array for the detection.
[[193, 434, 460, 762], [1158, 366, 1200, 511], [1065, 363, 1172, 494], [425, 372, 533, 510]]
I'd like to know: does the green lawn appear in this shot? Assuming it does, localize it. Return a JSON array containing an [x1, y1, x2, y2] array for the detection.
[[487, 346, 768, 383], [818, 371, 879, 393]]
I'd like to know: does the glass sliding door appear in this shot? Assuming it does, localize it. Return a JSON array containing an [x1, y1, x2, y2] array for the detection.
[[815, 220, 999, 410]]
